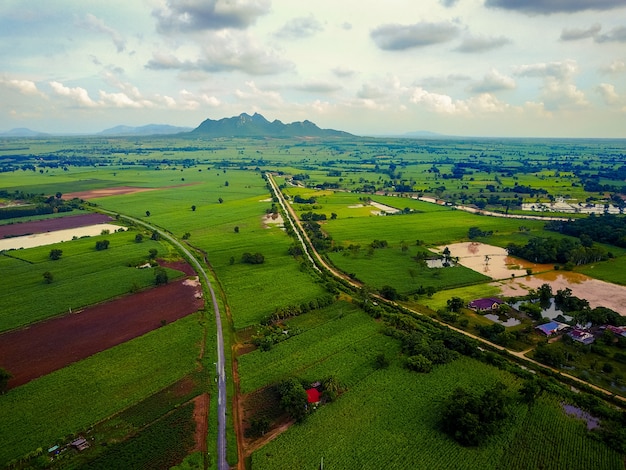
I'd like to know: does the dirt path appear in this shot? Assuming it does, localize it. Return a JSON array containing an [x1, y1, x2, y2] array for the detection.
[[192, 393, 210, 454]]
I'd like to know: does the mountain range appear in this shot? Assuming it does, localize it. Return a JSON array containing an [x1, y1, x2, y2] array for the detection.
[[189, 113, 352, 138]]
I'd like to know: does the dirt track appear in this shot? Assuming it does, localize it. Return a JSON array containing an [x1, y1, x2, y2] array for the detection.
[[0, 274, 204, 389]]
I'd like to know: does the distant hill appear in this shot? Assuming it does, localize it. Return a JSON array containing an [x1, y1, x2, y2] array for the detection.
[[98, 124, 193, 136], [189, 113, 352, 138], [0, 128, 49, 137]]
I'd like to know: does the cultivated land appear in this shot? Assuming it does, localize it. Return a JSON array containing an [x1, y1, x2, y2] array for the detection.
[[1, 135, 626, 469]]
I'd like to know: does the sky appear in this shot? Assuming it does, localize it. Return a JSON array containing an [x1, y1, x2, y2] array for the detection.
[[1, 0, 625, 138]]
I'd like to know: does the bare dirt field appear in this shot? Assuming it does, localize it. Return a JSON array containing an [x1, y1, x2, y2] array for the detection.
[[62, 186, 159, 199], [0, 270, 204, 389], [0, 213, 113, 238]]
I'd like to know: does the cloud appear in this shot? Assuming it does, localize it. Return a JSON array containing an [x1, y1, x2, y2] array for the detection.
[[440, 0, 460, 7], [514, 60, 588, 110], [49, 81, 97, 107], [234, 81, 284, 108], [294, 81, 342, 93], [514, 60, 578, 80], [274, 15, 324, 39], [332, 66, 356, 78], [357, 83, 387, 100], [484, 0, 626, 15], [469, 69, 516, 93], [410, 88, 509, 115], [370, 22, 459, 51], [146, 33, 294, 75], [418, 74, 471, 89], [560, 23, 601, 41], [596, 26, 626, 43], [455, 34, 511, 53], [596, 83, 620, 105], [600, 59, 626, 74], [78, 13, 126, 52], [1, 78, 45, 97], [153, 0, 271, 33]]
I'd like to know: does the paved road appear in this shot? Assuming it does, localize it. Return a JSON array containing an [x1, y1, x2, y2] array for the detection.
[[101, 211, 229, 470]]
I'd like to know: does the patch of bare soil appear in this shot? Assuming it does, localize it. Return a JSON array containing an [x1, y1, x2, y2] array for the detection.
[[0, 213, 113, 238], [192, 393, 209, 453], [63, 183, 201, 201], [0, 275, 204, 389]]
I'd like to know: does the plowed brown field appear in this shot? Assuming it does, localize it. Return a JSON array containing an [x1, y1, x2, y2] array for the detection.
[[0, 213, 113, 238], [0, 274, 204, 389]]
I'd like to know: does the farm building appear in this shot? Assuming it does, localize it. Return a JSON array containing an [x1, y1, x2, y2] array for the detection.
[[306, 388, 321, 405], [468, 297, 504, 312], [606, 325, 626, 337], [536, 321, 568, 336], [568, 329, 595, 345], [70, 438, 89, 451]]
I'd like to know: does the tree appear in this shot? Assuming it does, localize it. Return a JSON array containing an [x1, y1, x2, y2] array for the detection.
[[95, 239, 110, 250], [145, 210, 151, 217], [241, 252, 265, 264], [218, 197, 224, 204], [224, 180, 229, 186], [406, 354, 433, 373], [191, 205, 196, 212], [148, 248, 158, 259], [0, 368, 11, 394], [321, 375, 343, 402], [380, 285, 398, 301], [440, 382, 511, 446], [150, 230, 160, 241], [182, 232, 191, 240], [447, 296, 464, 312], [234, 226, 239, 233], [155, 268, 168, 285], [49, 248, 63, 260], [330, 212, 337, 220], [135, 233, 144, 243], [277, 378, 308, 421], [43, 271, 53, 284]]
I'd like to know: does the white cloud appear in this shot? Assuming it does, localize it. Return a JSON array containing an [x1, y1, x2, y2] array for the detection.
[[601, 59, 626, 74], [455, 35, 511, 53], [79, 13, 127, 52], [469, 69, 516, 93], [49, 81, 97, 107], [410, 88, 509, 115], [234, 81, 284, 108], [596, 83, 621, 105], [1, 78, 45, 97]]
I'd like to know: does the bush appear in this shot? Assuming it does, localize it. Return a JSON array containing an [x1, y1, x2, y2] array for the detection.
[[241, 252, 265, 264]]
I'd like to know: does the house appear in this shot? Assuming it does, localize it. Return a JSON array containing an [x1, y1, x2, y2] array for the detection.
[[568, 329, 595, 345], [606, 325, 626, 337], [468, 297, 504, 312], [536, 321, 567, 336], [306, 388, 321, 405]]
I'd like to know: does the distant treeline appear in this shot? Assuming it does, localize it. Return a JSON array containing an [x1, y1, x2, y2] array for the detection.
[[546, 214, 626, 248], [506, 237, 608, 266], [0, 190, 82, 220]]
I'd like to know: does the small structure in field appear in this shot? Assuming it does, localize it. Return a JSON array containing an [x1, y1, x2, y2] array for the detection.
[[536, 321, 567, 336], [306, 387, 321, 405], [568, 329, 595, 345], [468, 297, 504, 312], [71, 438, 89, 451]]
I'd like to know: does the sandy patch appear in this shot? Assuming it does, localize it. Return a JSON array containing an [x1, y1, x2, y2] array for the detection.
[[370, 201, 400, 214], [262, 213, 284, 228], [348, 204, 364, 208], [434, 242, 548, 280], [259, 198, 273, 202], [0, 224, 125, 250]]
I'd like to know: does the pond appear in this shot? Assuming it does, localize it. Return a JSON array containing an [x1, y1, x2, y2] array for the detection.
[[510, 299, 572, 322], [438, 242, 626, 315]]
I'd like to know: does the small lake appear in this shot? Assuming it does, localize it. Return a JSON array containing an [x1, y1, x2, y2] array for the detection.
[[510, 299, 572, 322], [438, 242, 626, 315]]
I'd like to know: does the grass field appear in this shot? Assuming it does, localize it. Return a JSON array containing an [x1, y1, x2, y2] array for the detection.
[[0, 314, 203, 466], [0, 231, 183, 332], [251, 359, 623, 470]]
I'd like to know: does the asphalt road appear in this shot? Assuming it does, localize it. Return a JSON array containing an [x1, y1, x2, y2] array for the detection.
[[103, 212, 229, 470]]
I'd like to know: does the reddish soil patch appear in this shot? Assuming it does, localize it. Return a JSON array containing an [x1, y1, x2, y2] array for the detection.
[[161, 259, 197, 277], [62, 186, 159, 200], [0, 277, 204, 389], [192, 393, 209, 453], [0, 213, 113, 238]]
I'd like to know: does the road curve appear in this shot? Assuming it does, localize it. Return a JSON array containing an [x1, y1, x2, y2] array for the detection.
[[100, 211, 229, 470]]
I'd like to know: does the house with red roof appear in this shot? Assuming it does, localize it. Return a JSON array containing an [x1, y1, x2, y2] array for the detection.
[[306, 387, 321, 405]]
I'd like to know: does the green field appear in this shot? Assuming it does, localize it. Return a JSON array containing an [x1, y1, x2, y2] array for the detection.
[[0, 231, 181, 332], [2, 135, 626, 469], [0, 314, 203, 466]]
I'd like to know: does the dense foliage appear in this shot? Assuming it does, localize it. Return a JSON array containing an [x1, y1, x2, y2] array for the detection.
[[506, 237, 607, 265], [546, 214, 626, 248]]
